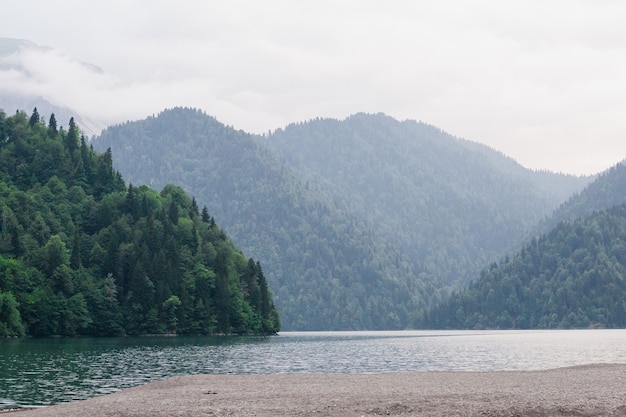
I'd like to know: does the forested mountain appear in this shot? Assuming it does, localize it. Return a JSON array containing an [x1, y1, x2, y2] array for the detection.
[[0, 108, 279, 337], [421, 161, 626, 329], [544, 162, 626, 229], [93, 108, 591, 330], [264, 114, 590, 293], [423, 203, 626, 329], [94, 108, 427, 330]]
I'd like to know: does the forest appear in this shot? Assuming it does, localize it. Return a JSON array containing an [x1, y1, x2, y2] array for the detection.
[[422, 203, 626, 329], [2, 104, 622, 335], [93, 108, 591, 330], [0, 108, 280, 337]]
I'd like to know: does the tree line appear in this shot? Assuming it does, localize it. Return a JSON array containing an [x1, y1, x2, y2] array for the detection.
[[0, 108, 280, 337], [421, 203, 626, 329]]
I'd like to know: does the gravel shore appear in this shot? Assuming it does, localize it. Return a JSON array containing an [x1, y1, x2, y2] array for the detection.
[[10, 364, 626, 416]]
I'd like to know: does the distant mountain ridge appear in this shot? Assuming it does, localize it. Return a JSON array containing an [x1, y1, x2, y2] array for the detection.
[[263, 113, 590, 288], [422, 159, 626, 329], [0, 37, 105, 137], [545, 161, 626, 229], [424, 202, 626, 329], [94, 108, 427, 329], [93, 108, 592, 330]]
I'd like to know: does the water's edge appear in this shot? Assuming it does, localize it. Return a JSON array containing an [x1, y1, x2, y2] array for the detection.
[[2, 330, 626, 407]]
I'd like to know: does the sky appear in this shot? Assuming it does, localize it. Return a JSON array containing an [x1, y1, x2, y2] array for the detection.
[[2, 0, 626, 175]]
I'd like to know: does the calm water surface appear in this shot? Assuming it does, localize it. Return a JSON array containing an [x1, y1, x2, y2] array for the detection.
[[2, 329, 626, 408]]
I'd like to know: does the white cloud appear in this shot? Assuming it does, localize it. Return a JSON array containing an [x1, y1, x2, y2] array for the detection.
[[2, 0, 626, 174]]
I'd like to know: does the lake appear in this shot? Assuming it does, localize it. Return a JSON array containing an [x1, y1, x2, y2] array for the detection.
[[2, 329, 626, 408]]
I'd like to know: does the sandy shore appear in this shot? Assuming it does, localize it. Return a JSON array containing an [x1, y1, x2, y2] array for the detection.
[[9, 364, 626, 416]]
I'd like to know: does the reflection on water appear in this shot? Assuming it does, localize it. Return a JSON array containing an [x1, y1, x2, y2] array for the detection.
[[2, 330, 626, 407]]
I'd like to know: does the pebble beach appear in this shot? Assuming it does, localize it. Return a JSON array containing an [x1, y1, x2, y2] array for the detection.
[[8, 364, 626, 416]]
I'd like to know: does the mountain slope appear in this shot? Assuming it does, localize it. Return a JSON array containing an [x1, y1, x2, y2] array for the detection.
[[264, 113, 591, 289], [423, 203, 626, 329], [0, 108, 279, 337], [544, 161, 626, 229], [94, 108, 427, 330], [422, 161, 626, 329], [93, 108, 591, 330]]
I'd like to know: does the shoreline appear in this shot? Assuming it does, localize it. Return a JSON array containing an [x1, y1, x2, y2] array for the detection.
[[9, 364, 626, 416]]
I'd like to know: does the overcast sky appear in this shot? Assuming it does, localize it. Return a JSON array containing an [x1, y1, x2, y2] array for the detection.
[[2, 1, 626, 175]]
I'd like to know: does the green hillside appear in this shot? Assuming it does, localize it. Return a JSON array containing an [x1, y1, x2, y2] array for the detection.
[[545, 162, 626, 229], [93, 108, 590, 330], [94, 108, 427, 330], [423, 202, 626, 329], [264, 113, 590, 292], [0, 108, 279, 337], [422, 161, 626, 329]]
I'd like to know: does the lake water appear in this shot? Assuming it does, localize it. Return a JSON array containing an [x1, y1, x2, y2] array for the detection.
[[2, 329, 626, 408]]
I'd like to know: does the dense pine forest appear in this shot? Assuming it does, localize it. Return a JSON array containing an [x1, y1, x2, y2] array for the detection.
[[543, 163, 626, 231], [420, 160, 626, 330], [0, 108, 279, 337], [422, 203, 626, 329], [94, 108, 590, 330], [263, 113, 590, 292], [94, 108, 425, 329]]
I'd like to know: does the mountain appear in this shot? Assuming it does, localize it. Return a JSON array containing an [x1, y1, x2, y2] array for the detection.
[[94, 108, 425, 330], [0, 93, 101, 138], [0, 108, 279, 337], [262, 113, 590, 290], [422, 161, 626, 329], [93, 108, 591, 330], [544, 161, 626, 229], [0, 37, 104, 137], [423, 203, 626, 329]]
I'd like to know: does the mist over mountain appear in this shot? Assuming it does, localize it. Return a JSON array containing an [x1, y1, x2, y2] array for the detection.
[[93, 108, 591, 330], [0, 93, 101, 138], [0, 37, 105, 137]]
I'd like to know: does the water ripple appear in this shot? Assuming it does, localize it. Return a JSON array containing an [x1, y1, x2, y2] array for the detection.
[[2, 330, 626, 407]]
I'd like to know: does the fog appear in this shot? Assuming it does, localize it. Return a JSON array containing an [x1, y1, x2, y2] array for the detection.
[[2, 1, 626, 175]]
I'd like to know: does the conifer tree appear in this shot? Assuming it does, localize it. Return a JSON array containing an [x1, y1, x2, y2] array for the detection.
[[29, 107, 40, 127], [48, 113, 58, 137], [66, 117, 79, 153], [201, 206, 211, 223]]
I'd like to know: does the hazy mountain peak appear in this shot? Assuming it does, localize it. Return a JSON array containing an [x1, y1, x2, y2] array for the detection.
[[0, 37, 105, 136], [0, 37, 47, 56]]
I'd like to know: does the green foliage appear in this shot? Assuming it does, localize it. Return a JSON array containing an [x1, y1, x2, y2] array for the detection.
[[0, 290, 24, 337], [93, 108, 590, 330], [94, 108, 430, 330], [266, 114, 590, 292], [422, 204, 626, 329], [543, 162, 626, 230], [0, 108, 279, 336]]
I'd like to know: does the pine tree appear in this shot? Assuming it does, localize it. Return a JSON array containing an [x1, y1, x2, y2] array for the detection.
[[191, 197, 199, 217], [201, 206, 210, 223], [66, 117, 79, 154], [48, 113, 58, 137], [29, 107, 40, 127]]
